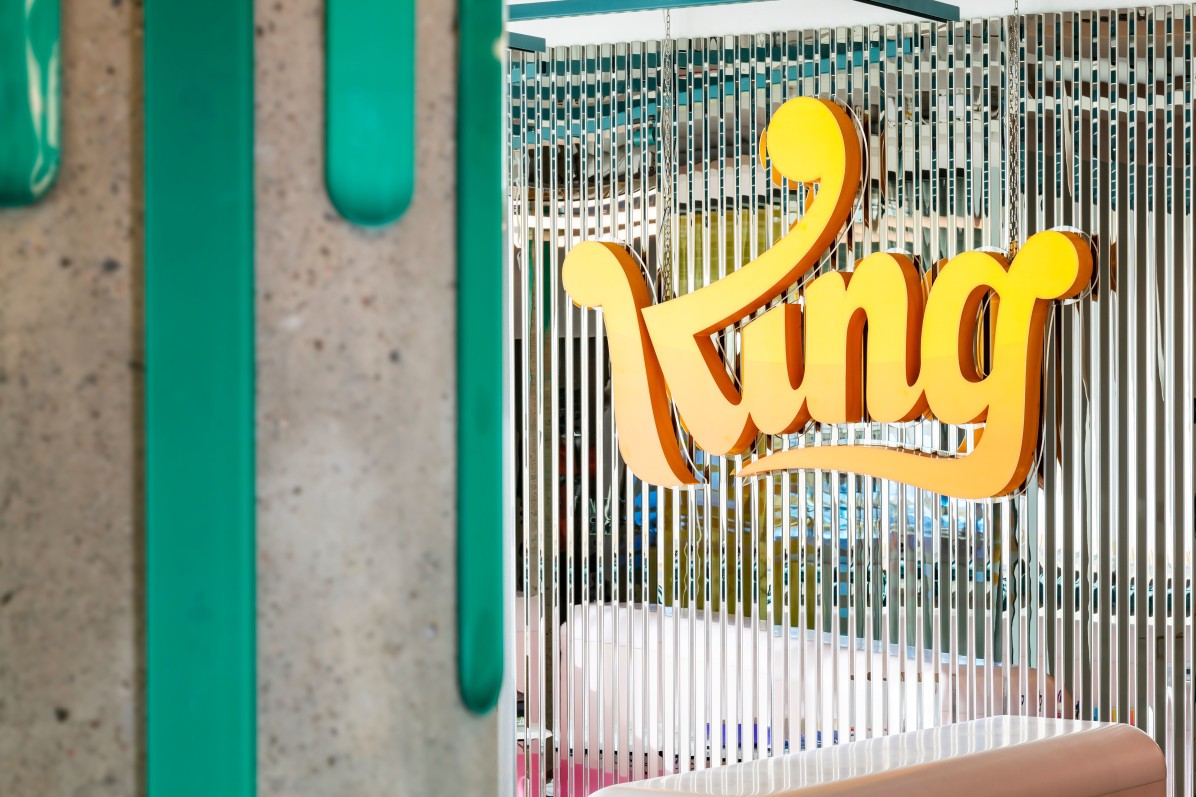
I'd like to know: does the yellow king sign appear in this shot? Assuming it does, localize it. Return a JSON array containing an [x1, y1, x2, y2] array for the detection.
[[562, 97, 1093, 500]]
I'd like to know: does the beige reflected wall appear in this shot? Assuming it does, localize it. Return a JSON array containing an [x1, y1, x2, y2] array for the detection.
[[0, 0, 496, 794]]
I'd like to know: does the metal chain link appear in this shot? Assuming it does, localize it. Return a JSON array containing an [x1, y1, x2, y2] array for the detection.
[[659, 10, 675, 301], [1006, 0, 1021, 256]]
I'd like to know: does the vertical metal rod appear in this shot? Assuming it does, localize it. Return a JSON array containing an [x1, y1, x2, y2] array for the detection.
[[579, 42, 594, 794], [1058, 11, 1078, 725], [1169, 11, 1193, 795], [1182, 13, 1195, 791], [596, 41, 612, 785], [1084, 10, 1099, 721], [516, 46, 534, 797]]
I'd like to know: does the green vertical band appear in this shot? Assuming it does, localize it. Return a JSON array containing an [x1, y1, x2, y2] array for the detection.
[[0, 0, 60, 206], [325, 0, 416, 225], [145, 1, 256, 794], [457, 0, 505, 715]]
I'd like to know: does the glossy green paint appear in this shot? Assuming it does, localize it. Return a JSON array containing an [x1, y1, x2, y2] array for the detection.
[[325, 0, 415, 226], [0, 0, 60, 206], [457, 0, 505, 715], [145, 1, 255, 794]]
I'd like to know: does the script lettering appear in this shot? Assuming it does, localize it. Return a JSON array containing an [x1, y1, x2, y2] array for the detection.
[[561, 97, 1093, 500]]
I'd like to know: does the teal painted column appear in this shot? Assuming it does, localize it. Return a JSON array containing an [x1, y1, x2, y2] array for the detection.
[[325, 0, 416, 225], [145, 1, 256, 794], [457, 0, 505, 715]]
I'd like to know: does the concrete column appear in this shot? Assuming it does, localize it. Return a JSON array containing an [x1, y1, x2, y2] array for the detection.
[[0, 2, 144, 793], [255, 0, 498, 794], [0, 1, 498, 794]]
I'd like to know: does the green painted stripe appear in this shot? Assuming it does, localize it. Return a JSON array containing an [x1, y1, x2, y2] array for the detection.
[[145, 1, 256, 794], [325, 0, 416, 225], [457, 0, 505, 715], [0, 0, 60, 206], [510, 0, 960, 23]]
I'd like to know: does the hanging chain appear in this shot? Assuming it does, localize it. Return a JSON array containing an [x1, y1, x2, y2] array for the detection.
[[1006, 0, 1021, 256], [658, 10, 675, 301]]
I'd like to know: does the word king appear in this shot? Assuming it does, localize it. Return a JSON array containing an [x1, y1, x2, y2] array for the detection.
[[562, 96, 1092, 500]]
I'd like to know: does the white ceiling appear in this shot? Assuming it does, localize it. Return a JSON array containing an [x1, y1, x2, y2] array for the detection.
[[509, 0, 1157, 47]]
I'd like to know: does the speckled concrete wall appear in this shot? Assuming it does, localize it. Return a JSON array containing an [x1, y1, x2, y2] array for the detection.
[[0, 1, 144, 793], [255, 0, 498, 794], [0, 0, 497, 794]]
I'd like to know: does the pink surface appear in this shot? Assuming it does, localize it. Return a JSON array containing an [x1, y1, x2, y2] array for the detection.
[[518, 749, 617, 797]]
